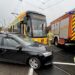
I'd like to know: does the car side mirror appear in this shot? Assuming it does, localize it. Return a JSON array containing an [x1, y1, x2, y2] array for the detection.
[[16, 45, 22, 51]]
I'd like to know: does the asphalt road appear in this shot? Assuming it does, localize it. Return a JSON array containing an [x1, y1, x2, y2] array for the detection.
[[53, 46, 75, 63], [35, 45, 75, 75], [0, 45, 75, 75]]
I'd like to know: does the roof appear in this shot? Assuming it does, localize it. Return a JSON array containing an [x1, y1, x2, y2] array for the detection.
[[50, 14, 69, 25], [26, 11, 45, 17]]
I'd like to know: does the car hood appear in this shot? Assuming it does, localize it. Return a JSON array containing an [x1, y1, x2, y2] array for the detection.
[[23, 44, 47, 53]]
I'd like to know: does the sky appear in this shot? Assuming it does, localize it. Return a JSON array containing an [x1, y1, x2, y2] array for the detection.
[[0, 0, 75, 27]]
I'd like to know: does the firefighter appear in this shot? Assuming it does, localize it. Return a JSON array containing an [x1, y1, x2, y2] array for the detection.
[[47, 30, 54, 46]]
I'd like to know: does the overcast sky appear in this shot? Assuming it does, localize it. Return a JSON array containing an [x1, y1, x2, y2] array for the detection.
[[0, 0, 75, 27]]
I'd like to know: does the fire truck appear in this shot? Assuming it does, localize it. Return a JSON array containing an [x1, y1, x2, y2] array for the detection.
[[48, 10, 75, 46]]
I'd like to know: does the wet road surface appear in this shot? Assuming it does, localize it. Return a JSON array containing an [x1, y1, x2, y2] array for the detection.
[[35, 45, 75, 75], [36, 65, 72, 75]]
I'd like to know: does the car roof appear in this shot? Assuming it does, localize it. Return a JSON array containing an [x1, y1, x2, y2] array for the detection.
[[0, 33, 7, 37], [0, 32, 13, 37], [0, 32, 25, 39]]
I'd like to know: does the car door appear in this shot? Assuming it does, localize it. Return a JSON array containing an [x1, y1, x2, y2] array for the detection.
[[0, 37, 4, 55], [1, 37, 26, 64]]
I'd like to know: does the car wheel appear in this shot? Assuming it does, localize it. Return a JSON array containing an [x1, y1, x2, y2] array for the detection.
[[28, 57, 41, 69]]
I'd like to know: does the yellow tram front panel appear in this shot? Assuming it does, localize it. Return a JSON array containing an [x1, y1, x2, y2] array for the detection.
[[32, 38, 48, 44]]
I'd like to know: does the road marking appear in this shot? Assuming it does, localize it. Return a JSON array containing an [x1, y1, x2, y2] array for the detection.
[[53, 62, 75, 66], [54, 65, 71, 75], [28, 68, 34, 75]]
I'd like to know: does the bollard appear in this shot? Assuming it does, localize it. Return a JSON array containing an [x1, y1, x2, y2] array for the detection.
[[28, 68, 34, 75]]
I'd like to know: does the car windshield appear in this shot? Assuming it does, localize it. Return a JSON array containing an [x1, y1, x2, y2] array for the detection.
[[12, 34, 34, 46]]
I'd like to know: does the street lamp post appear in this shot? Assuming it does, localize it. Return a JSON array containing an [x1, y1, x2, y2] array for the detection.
[[11, 12, 19, 18], [11, 12, 19, 15]]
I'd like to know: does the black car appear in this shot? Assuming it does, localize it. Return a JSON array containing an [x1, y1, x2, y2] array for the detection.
[[0, 33, 53, 69]]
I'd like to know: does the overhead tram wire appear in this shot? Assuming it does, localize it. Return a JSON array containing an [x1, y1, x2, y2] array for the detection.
[[24, 0, 44, 10], [18, 0, 44, 11], [43, 0, 65, 10], [34, 0, 64, 10], [18, 0, 64, 14], [35, 0, 52, 5], [40, 0, 52, 5], [19, 0, 63, 11]]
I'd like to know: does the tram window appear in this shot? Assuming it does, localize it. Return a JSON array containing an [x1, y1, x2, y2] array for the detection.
[[24, 17, 27, 24], [27, 26, 30, 33], [27, 18, 32, 36]]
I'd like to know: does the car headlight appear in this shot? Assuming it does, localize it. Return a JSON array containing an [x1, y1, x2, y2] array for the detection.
[[43, 52, 52, 57]]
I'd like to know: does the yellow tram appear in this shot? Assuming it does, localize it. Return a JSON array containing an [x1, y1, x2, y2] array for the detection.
[[8, 11, 48, 44]]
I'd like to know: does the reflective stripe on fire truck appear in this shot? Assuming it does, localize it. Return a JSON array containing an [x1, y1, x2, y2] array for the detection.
[[71, 15, 75, 40]]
